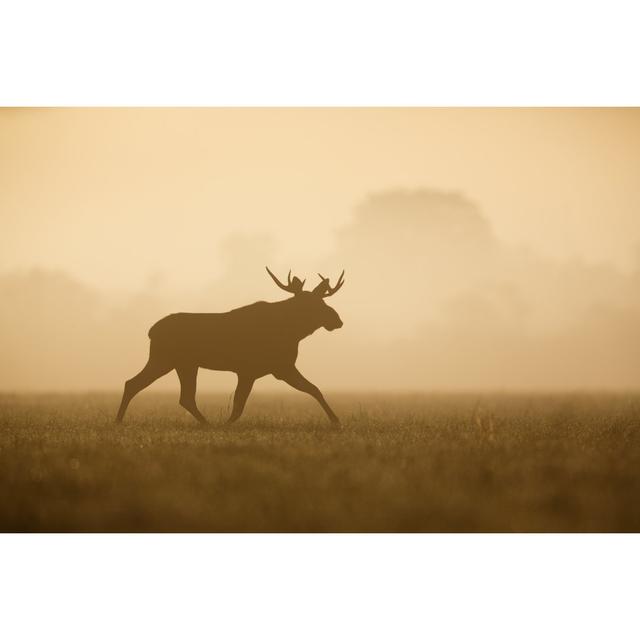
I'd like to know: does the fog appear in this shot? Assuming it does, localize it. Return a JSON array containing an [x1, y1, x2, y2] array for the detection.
[[1, 108, 639, 391]]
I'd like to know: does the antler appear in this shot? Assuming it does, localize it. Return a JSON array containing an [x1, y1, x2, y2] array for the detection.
[[265, 266, 306, 295], [313, 270, 345, 297]]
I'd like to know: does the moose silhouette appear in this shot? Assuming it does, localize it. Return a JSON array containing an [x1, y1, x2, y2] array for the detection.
[[116, 268, 345, 425]]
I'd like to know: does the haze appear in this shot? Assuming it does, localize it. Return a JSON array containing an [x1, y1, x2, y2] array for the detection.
[[1, 108, 639, 391]]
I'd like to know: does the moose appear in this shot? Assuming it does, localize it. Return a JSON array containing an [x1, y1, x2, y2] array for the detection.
[[116, 268, 345, 425]]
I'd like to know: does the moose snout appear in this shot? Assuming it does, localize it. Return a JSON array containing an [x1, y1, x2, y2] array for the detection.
[[327, 317, 343, 331]]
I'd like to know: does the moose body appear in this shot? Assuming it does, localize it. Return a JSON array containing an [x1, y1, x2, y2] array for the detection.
[[116, 268, 344, 424]]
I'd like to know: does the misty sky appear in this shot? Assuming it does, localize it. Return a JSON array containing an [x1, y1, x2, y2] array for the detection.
[[2, 108, 640, 291], [1, 108, 640, 391]]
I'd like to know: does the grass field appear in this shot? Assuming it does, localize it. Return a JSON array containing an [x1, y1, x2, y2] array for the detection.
[[1, 392, 639, 532]]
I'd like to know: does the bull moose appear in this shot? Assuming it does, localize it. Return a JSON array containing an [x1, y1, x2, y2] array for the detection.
[[116, 268, 345, 425]]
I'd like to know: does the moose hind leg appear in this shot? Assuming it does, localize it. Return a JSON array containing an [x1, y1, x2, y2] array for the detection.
[[116, 360, 173, 422], [176, 365, 208, 424], [226, 375, 255, 424], [275, 367, 340, 425]]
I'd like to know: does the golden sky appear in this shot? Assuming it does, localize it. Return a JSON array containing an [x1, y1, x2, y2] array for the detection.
[[1, 108, 640, 391], [2, 108, 639, 290]]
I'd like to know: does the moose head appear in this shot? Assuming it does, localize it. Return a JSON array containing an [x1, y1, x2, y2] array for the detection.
[[266, 266, 345, 331]]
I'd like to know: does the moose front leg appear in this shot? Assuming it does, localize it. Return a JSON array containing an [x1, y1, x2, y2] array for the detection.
[[274, 367, 340, 425], [226, 375, 255, 424], [176, 365, 209, 424]]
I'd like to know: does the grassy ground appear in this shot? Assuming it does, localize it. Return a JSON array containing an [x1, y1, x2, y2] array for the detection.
[[1, 392, 639, 532]]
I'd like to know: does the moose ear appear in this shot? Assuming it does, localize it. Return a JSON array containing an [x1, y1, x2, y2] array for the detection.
[[291, 276, 306, 293], [312, 276, 330, 296], [313, 271, 345, 297]]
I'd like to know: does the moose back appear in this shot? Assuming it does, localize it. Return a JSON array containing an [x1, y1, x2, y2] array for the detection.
[[116, 268, 345, 425]]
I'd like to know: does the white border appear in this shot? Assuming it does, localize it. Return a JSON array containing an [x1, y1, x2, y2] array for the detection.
[[1, 534, 638, 640], [1, 1, 639, 105]]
